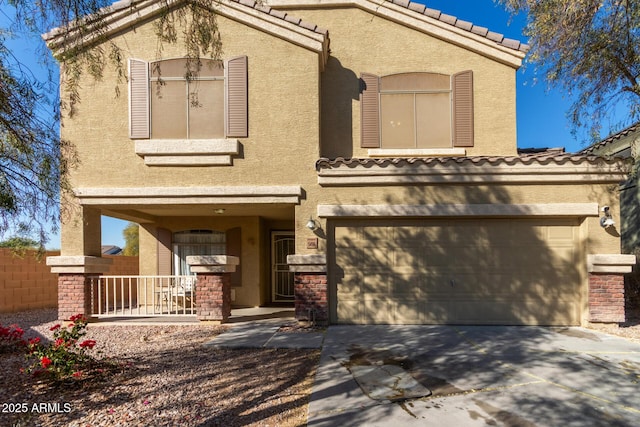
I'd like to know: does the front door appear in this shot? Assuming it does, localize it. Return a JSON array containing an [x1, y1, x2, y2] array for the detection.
[[272, 231, 295, 303]]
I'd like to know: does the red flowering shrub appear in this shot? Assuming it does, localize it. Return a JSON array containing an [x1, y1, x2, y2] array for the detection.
[[24, 314, 99, 381], [0, 324, 26, 353]]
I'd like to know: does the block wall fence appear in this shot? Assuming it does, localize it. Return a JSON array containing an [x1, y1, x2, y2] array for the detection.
[[0, 249, 139, 313]]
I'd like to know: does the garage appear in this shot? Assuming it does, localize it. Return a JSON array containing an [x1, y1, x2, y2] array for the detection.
[[330, 218, 583, 325]]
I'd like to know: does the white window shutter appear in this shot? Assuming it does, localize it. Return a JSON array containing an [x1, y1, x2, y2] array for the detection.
[[225, 56, 248, 138], [129, 58, 150, 139]]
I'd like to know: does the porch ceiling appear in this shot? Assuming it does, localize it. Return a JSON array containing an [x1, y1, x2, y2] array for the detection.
[[100, 204, 295, 223]]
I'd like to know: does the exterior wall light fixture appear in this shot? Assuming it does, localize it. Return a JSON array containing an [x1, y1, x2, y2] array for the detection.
[[600, 206, 615, 228], [306, 216, 319, 231]]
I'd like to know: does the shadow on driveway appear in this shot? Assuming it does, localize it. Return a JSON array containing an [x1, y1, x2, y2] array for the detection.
[[309, 325, 640, 426]]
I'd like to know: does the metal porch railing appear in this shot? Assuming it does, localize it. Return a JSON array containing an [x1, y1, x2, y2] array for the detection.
[[89, 275, 196, 316]]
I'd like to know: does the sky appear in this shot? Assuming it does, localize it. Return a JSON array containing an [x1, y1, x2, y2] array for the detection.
[[1, 0, 633, 248]]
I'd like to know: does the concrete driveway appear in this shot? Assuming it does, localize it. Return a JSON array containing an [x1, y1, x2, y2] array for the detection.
[[308, 325, 640, 426]]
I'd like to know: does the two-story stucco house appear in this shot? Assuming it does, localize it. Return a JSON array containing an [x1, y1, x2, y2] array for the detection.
[[46, 0, 635, 326]]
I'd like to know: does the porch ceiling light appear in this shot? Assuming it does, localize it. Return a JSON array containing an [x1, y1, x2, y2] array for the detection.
[[306, 216, 319, 231], [214, 208, 226, 215]]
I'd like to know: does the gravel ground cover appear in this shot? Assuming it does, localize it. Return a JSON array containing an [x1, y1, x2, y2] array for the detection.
[[2, 308, 640, 427], [0, 309, 319, 427]]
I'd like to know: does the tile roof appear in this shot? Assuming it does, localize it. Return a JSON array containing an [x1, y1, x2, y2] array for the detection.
[[579, 122, 640, 155], [316, 154, 625, 169], [392, 0, 529, 53], [107, 0, 329, 36]]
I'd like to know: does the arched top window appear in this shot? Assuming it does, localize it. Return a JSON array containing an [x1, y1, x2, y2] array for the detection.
[[173, 230, 226, 275], [360, 70, 473, 149], [129, 56, 248, 140]]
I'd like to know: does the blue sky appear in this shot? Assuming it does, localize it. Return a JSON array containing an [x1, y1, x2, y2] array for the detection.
[[1, 0, 632, 248]]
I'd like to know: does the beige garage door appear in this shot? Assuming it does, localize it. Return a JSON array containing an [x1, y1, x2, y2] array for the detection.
[[331, 219, 582, 325]]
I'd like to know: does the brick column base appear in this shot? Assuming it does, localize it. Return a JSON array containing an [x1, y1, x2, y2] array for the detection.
[[47, 256, 112, 321], [187, 255, 239, 323], [589, 273, 626, 323], [195, 273, 231, 322], [294, 273, 328, 323], [57, 273, 92, 321], [288, 254, 328, 325]]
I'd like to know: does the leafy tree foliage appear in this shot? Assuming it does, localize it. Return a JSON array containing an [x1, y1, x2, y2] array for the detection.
[[0, 29, 74, 247], [0, 0, 222, 247], [498, 0, 640, 139], [0, 236, 40, 249], [122, 222, 139, 256]]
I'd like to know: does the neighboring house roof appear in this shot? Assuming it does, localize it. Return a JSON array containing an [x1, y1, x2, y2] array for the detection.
[[579, 122, 640, 158], [44, 0, 330, 67], [101, 245, 123, 255]]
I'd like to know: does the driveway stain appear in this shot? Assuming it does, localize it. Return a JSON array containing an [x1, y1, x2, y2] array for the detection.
[[473, 399, 538, 427], [554, 328, 602, 341], [344, 346, 432, 402]]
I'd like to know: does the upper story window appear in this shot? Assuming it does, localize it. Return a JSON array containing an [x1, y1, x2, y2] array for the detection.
[[360, 71, 474, 150], [151, 59, 225, 139], [128, 56, 248, 140]]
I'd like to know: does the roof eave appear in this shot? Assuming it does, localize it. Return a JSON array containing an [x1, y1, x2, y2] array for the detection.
[[44, 0, 329, 68]]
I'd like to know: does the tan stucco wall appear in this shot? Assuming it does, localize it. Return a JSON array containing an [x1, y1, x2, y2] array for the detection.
[[61, 11, 321, 191], [278, 6, 518, 159], [295, 181, 623, 256]]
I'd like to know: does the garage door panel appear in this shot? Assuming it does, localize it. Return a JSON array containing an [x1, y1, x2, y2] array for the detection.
[[546, 225, 576, 240], [394, 247, 424, 268], [453, 300, 520, 324], [335, 247, 362, 269], [424, 247, 450, 267], [363, 298, 393, 323], [336, 272, 363, 296], [363, 247, 392, 268], [421, 299, 452, 323], [337, 299, 362, 323], [363, 226, 391, 243], [363, 273, 393, 294], [393, 300, 422, 323], [392, 274, 423, 295], [332, 219, 582, 325]]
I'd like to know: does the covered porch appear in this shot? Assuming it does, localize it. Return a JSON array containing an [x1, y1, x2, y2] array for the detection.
[[48, 186, 310, 322]]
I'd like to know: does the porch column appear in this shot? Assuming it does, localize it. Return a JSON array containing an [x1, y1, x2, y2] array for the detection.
[[287, 254, 328, 324], [46, 256, 113, 321], [187, 255, 239, 323], [587, 254, 636, 323]]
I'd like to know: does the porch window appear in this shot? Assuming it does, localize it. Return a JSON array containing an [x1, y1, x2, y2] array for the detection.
[[173, 230, 226, 276]]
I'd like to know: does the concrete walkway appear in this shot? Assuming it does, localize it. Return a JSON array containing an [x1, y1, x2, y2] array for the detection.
[[202, 317, 325, 349], [309, 325, 640, 426]]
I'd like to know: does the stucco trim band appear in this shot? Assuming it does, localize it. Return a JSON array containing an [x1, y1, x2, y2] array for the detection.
[[587, 254, 637, 274], [75, 186, 303, 205], [318, 203, 599, 218], [287, 254, 327, 272], [187, 255, 240, 273], [135, 139, 239, 166], [46, 256, 113, 274], [317, 159, 629, 185], [368, 148, 466, 157]]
